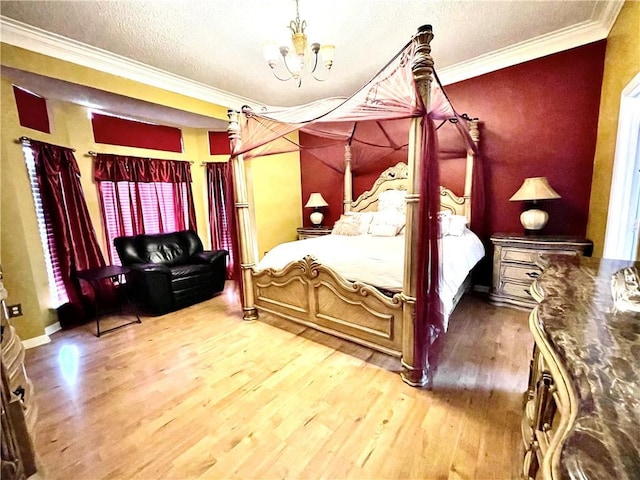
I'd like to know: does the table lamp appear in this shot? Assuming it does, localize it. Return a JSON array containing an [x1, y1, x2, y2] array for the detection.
[[509, 177, 561, 231], [304, 192, 329, 227]]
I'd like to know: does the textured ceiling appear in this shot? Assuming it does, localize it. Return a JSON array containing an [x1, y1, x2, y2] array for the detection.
[[0, 1, 621, 126]]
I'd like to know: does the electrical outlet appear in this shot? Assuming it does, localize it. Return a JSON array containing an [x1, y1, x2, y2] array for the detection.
[[7, 304, 22, 318]]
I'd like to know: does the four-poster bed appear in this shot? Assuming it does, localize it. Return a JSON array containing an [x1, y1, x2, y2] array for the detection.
[[226, 25, 483, 388]]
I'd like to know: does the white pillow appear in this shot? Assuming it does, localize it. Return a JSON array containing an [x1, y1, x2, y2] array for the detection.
[[344, 211, 375, 235], [447, 215, 468, 236], [378, 189, 407, 214], [369, 210, 405, 237], [439, 213, 467, 237], [370, 223, 401, 237]]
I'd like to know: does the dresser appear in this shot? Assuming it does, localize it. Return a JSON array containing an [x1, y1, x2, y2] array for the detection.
[[522, 255, 640, 480], [489, 234, 592, 309], [297, 226, 332, 240], [1, 275, 38, 478]]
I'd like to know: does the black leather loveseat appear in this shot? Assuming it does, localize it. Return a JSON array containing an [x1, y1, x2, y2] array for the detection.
[[114, 230, 228, 314]]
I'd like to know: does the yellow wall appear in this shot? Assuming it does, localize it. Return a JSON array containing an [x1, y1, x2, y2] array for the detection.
[[1, 78, 56, 339], [587, 1, 640, 257], [247, 146, 302, 257], [1, 45, 302, 341]]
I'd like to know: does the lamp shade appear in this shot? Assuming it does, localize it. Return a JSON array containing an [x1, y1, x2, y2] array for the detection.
[[304, 192, 329, 208], [319, 44, 335, 67], [509, 177, 561, 202]]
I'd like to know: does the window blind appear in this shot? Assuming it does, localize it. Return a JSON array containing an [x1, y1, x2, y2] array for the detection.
[[23, 145, 69, 306]]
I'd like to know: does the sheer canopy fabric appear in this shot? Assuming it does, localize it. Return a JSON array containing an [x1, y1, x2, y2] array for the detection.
[[231, 40, 476, 164], [227, 29, 481, 377]]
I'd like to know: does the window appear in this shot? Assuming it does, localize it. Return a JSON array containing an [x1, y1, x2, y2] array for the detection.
[[23, 145, 69, 306], [94, 154, 197, 264], [99, 181, 191, 264]]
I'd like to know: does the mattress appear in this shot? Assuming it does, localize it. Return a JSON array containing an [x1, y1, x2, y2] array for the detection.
[[256, 229, 485, 326]]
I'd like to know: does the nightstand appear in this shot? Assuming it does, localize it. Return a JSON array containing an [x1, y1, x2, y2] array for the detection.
[[488, 234, 593, 309], [297, 226, 332, 240]]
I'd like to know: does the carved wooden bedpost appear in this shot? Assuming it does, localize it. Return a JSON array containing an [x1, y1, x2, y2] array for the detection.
[[400, 25, 434, 388], [227, 109, 259, 321], [343, 144, 353, 212], [464, 118, 480, 221]]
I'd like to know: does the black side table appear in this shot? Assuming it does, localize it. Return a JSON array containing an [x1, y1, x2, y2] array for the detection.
[[76, 265, 141, 337]]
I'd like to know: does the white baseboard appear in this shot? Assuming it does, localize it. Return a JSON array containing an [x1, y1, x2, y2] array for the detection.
[[22, 334, 51, 350], [45, 322, 61, 336], [21, 322, 60, 350]]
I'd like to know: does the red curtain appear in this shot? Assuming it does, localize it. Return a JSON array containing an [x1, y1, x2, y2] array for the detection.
[[206, 162, 234, 278], [94, 154, 198, 263], [415, 116, 444, 377], [470, 154, 486, 237], [30, 140, 106, 325]]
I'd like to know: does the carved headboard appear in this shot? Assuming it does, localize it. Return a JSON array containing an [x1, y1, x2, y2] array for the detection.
[[350, 163, 408, 212], [349, 162, 469, 220]]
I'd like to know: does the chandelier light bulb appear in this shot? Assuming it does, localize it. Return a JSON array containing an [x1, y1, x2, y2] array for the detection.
[[319, 44, 335, 69], [285, 52, 303, 77]]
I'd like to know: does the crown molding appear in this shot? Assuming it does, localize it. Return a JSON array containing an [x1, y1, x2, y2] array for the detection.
[[596, 0, 626, 32], [0, 16, 260, 111], [438, 0, 624, 85]]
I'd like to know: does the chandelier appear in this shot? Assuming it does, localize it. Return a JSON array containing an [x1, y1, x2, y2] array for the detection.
[[264, 0, 335, 87]]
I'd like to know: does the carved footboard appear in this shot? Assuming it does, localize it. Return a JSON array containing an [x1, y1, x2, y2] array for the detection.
[[252, 256, 405, 356]]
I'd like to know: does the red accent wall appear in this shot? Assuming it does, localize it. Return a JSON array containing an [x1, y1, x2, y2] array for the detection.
[[299, 132, 344, 227], [445, 41, 606, 238], [300, 41, 606, 240], [209, 131, 230, 155], [13, 85, 50, 133], [91, 112, 183, 152]]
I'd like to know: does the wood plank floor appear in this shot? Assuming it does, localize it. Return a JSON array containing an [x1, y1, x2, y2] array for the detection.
[[24, 289, 531, 480]]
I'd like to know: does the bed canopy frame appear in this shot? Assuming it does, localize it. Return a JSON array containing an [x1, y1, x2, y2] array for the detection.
[[225, 25, 481, 388]]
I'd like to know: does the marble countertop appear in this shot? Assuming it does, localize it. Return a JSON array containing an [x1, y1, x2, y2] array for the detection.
[[534, 255, 640, 480]]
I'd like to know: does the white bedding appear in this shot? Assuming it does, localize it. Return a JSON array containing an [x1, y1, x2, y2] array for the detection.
[[256, 229, 485, 327]]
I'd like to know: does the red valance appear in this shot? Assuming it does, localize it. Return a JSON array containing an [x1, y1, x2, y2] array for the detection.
[[91, 112, 183, 153], [93, 154, 193, 183]]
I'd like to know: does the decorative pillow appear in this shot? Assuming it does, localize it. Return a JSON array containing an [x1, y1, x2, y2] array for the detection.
[[332, 214, 361, 236], [344, 211, 375, 235], [378, 189, 407, 214], [369, 210, 405, 237]]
